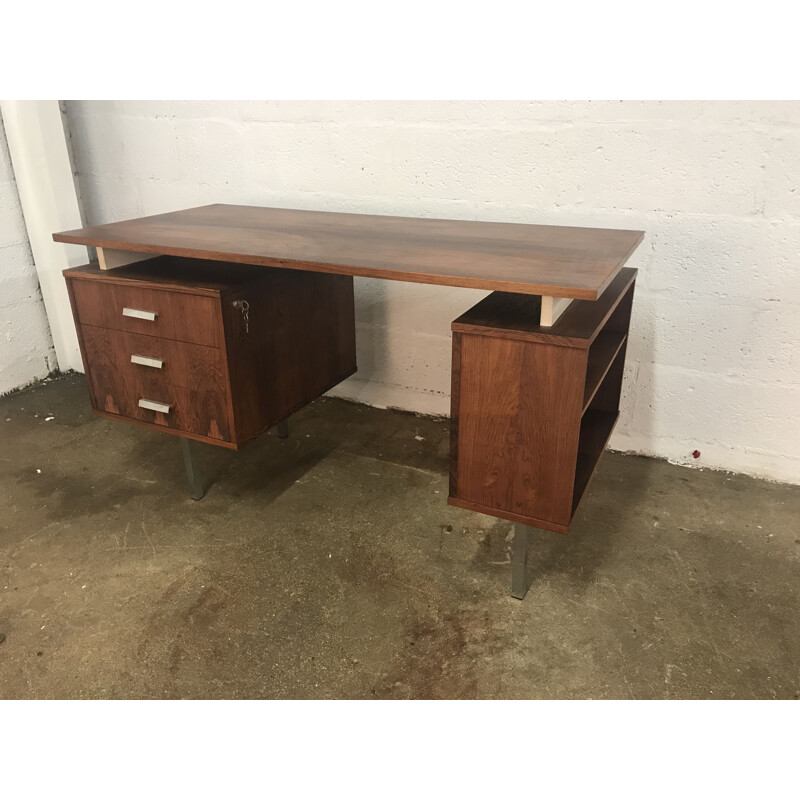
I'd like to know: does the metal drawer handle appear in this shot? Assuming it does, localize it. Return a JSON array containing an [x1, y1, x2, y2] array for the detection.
[[123, 307, 158, 321], [138, 398, 171, 414], [131, 354, 164, 369]]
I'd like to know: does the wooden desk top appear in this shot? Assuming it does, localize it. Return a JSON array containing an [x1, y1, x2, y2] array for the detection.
[[53, 204, 644, 300]]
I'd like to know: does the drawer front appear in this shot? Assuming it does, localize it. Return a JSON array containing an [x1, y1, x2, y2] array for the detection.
[[80, 325, 231, 441], [71, 278, 221, 347]]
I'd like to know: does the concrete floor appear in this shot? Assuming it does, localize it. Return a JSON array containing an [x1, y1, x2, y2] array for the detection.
[[1, 373, 798, 699]]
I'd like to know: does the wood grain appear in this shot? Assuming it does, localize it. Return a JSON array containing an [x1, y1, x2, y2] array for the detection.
[[572, 410, 620, 515], [450, 333, 586, 528], [65, 257, 357, 450], [53, 204, 644, 300], [69, 275, 222, 348], [221, 267, 357, 446], [446, 497, 570, 535], [583, 331, 627, 412], [449, 332, 462, 499], [66, 257, 276, 295], [449, 271, 637, 534], [80, 324, 231, 441], [452, 268, 637, 348]]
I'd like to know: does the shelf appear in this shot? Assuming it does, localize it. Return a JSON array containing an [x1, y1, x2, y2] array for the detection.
[[582, 331, 627, 413], [572, 410, 619, 515], [452, 268, 637, 348], [450, 268, 637, 536]]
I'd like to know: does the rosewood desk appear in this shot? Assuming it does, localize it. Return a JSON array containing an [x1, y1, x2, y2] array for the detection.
[[54, 204, 643, 599]]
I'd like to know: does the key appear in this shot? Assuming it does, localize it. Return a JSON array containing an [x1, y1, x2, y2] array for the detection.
[[233, 300, 250, 334]]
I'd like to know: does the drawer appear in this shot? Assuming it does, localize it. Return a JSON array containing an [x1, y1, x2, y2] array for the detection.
[[70, 278, 221, 347], [131, 386, 231, 441], [81, 325, 231, 441]]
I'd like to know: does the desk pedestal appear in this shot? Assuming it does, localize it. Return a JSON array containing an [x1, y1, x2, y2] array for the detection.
[[449, 269, 636, 535]]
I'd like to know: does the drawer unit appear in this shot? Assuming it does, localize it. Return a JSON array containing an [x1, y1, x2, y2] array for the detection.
[[448, 268, 637, 535], [65, 256, 357, 449]]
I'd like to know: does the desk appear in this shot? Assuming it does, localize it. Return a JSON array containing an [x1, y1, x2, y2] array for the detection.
[[54, 205, 643, 598]]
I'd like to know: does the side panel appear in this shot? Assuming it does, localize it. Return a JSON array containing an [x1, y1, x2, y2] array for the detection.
[[451, 333, 585, 528], [224, 268, 357, 445], [449, 331, 462, 498]]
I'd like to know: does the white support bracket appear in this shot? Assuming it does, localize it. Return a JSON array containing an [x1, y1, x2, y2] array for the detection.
[[97, 247, 157, 271], [539, 296, 572, 327]]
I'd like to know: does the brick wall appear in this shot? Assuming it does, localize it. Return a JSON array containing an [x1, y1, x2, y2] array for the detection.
[[64, 101, 800, 483]]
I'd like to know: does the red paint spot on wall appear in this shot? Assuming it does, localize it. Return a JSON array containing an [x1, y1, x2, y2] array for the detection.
[[692, 450, 701, 459]]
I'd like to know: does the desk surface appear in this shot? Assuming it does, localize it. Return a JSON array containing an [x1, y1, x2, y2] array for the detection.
[[53, 204, 644, 300]]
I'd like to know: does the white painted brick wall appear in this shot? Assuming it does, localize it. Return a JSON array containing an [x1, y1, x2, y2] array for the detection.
[[0, 112, 56, 394], [63, 101, 800, 484]]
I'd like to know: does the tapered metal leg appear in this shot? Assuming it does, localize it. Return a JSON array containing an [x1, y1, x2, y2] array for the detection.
[[511, 523, 532, 599], [180, 437, 205, 500], [276, 419, 289, 439]]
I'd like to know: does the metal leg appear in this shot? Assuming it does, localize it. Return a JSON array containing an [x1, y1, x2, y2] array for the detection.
[[511, 523, 532, 600], [276, 418, 289, 439], [180, 437, 205, 500]]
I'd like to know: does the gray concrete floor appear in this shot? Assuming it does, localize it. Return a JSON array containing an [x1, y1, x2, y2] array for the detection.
[[1, 373, 798, 699]]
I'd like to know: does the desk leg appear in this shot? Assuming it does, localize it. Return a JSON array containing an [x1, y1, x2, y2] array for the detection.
[[511, 523, 532, 599], [276, 419, 289, 439], [180, 438, 205, 501]]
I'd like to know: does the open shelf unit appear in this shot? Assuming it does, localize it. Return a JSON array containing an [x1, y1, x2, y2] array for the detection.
[[583, 330, 626, 412], [449, 268, 637, 535]]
